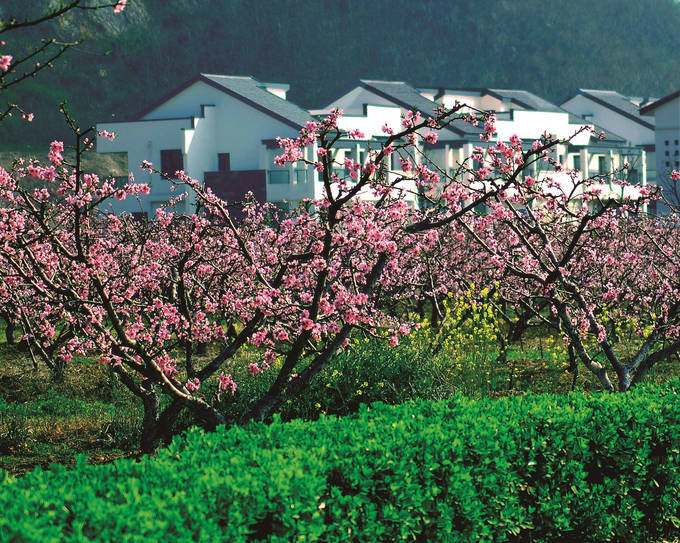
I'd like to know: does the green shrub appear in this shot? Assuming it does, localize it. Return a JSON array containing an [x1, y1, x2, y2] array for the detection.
[[2, 383, 680, 541], [279, 335, 454, 420]]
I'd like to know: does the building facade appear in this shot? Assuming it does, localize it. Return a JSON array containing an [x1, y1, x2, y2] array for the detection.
[[561, 89, 656, 187], [641, 89, 680, 207], [97, 76, 650, 216]]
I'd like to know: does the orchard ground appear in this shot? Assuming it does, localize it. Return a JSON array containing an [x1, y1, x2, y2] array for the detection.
[[2, 319, 680, 477]]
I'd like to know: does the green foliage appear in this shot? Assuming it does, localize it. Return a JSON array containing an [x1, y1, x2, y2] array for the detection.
[[4, 0, 680, 145], [215, 291, 680, 425], [1, 385, 680, 541]]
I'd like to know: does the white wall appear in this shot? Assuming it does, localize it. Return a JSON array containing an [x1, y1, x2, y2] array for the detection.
[[336, 104, 402, 138], [495, 110, 591, 144], [96, 117, 192, 214], [653, 98, 680, 199]]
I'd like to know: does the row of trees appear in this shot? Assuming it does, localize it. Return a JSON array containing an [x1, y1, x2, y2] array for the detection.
[[2, 2, 680, 453]]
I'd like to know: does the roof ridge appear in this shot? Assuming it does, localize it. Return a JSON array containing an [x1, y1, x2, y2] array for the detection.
[[580, 88, 618, 94], [201, 73, 254, 78], [360, 79, 407, 84]]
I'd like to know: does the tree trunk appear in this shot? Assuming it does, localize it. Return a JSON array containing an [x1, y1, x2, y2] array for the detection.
[[3, 314, 15, 345], [139, 391, 160, 455]]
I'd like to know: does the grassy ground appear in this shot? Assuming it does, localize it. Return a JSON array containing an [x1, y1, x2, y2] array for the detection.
[[0, 345, 141, 476]]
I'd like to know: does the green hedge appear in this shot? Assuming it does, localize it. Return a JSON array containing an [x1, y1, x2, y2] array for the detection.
[[2, 385, 680, 541]]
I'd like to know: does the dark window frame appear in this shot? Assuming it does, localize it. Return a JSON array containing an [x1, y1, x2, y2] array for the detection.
[[160, 149, 183, 177], [218, 153, 230, 172]]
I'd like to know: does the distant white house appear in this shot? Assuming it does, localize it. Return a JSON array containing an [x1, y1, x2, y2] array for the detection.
[[321, 81, 646, 203], [561, 89, 656, 186], [640, 89, 680, 206], [428, 87, 647, 184], [97, 74, 417, 216]]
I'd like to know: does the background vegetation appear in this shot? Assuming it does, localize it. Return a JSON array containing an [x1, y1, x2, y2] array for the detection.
[[2, 0, 680, 144]]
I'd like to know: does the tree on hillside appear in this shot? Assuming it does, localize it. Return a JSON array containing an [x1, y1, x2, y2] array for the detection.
[[4, 0, 680, 144]]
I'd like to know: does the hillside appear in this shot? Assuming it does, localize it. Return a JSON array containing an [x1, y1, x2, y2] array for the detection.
[[2, 0, 680, 145]]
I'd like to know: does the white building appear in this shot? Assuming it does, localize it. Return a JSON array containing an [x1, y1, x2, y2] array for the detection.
[[640, 89, 680, 207], [327, 82, 645, 200], [561, 89, 656, 186], [421, 87, 647, 207], [98, 76, 650, 216], [97, 74, 417, 216], [97, 74, 318, 217]]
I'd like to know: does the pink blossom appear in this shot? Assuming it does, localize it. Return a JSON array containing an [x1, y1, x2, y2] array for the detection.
[[0, 55, 12, 72], [113, 0, 127, 13], [424, 132, 438, 145], [185, 378, 200, 392], [98, 130, 116, 141], [48, 141, 64, 166], [218, 373, 237, 395]]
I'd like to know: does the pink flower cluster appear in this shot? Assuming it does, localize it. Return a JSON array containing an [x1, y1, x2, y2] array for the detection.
[[0, 55, 11, 73]]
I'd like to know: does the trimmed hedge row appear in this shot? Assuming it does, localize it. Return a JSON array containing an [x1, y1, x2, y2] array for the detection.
[[2, 385, 680, 541]]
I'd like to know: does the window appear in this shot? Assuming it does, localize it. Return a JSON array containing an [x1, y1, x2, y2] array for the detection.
[[665, 150, 670, 156], [675, 139, 679, 145], [665, 140, 670, 146], [295, 169, 307, 184], [666, 161, 671, 167], [131, 211, 148, 222], [268, 170, 290, 184], [597, 156, 607, 173], [218, 153, 230, 172], [160, 149, 183, 177], [572, 154, 581, 171], [675, 150, 679, 156]]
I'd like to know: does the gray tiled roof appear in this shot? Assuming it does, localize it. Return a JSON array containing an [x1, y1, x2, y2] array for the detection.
[[360, 80, 484, 138], [202, 74, 315, 127], [487, 88, 563, 113], [575, 89, 655, 129], [485, 88, 627, 143], [579, 89, 653, 120]]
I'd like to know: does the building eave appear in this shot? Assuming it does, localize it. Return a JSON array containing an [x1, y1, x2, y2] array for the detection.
[[640, 89, 680, 115]]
